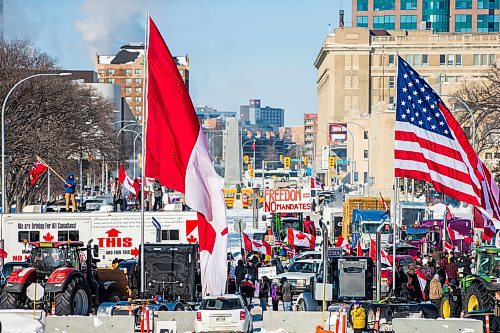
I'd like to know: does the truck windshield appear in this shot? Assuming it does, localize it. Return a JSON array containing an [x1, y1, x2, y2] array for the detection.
[[361, 223, 390, 234], [477, 252, 500, 277], [287, 261, 317, 273], [406, 231, 427, 241], [31, 247, 68, 270]]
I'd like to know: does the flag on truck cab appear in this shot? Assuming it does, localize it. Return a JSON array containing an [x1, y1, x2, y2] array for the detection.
[[145, 17, 227, 296], [336, 235, 351, 252], [242, 233, 272, 256], [369, 239, 392, 265], [287, 228, 315, 250], [447, 226, 473, 244], [394, 56, 500, 223], [29, 157, 48, 186], [118, 164, 136, 195]]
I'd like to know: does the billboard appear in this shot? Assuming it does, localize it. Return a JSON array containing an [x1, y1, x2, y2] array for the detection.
[[263, 188, 312, 213], [329, 123, 347, 143]]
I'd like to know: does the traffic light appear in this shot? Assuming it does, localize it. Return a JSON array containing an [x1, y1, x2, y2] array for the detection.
[[303, 156, 309, 165], [249, 169, 254, 178], [280, 154, 284, 162], [244, 155, 249, 164], [328, 156, 335, 169], [284, 156, 291, 169]]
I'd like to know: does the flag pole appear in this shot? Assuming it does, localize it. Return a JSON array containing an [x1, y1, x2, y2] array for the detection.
[[392, 177, 399, 296], [36, 156, 65, 182], [140, 12, 150, 296]]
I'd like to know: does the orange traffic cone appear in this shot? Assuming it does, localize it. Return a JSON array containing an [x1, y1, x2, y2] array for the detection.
[[145, 302, 151, 333], [51, 302, 56, 316]]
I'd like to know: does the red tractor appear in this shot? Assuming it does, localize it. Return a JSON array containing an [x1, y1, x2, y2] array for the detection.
[[0, 240, 100, 315]]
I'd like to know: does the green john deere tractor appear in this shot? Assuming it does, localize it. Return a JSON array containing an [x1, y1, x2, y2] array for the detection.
[[461, 247, 500, 313]]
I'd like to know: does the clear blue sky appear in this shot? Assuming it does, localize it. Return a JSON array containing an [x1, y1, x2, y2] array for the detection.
[[4, 0, 351, 126]]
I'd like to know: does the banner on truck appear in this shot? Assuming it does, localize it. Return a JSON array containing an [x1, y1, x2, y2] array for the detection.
[[263, 188, 312, 213]]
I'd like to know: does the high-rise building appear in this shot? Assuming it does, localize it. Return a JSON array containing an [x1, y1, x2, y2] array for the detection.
[[304, 114, 318, 161], [314, 27, 500, 196], [353, 0, 500, 33], [96, 43, 189, 120], [239, 99, 284, 129]]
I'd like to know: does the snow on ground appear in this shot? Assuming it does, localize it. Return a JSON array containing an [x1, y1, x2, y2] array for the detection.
[[0, 310, 45, 333]]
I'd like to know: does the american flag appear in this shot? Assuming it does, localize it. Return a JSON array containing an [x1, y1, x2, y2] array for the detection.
[[274, 238, 294, 256], [395, 56, 500, 223]]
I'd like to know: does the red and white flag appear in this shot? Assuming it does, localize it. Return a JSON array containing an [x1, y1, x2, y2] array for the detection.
[[29, 157, 48, 186], [287, 228, 315, 249], [484, 219, 496, 241], [118, 164, 136, 195], [311, 177, 323, 190], [447, 226, 473, 244], [415, 269, 428, 301], [475, 207, 496, 241], [369, 239, 392, 265], [145, 18, 228, 296], [336, 235, 351, 251], [379, 192, 389, 213], [357, 242, 363, 256], [444, 206, 454, 221], [243, 233, 272, 256], [394, 56, 500, 222], [444, 240, 454, 253]]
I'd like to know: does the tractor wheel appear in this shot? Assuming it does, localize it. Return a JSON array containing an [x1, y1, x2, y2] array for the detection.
[[465, 283, 494, 313], [55, 277, 91, 316], [440, 295, 451, 318], [0, 291, 20, 309]]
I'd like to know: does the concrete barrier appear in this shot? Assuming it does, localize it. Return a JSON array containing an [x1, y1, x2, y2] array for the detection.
[[392, 318, 483, 333], [45, 315, 135, 333], [155, 311, 197, 333], [262, 311, 328, 333], [0, 310, 45, 333]]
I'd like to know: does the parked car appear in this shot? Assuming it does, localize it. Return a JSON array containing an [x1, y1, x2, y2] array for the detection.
[[276, 259, 322, 295], [195, 294, 252, 333], [84, 196, 113, 211]]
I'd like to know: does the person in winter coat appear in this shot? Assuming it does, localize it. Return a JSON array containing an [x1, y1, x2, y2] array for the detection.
[[258, 276, 270, 311], [270, 282, 280, 311], [436, 262, 447, 286], [240, 274, 255, 306], [350, 301, 366, 333], [234, 260, 246, 289], [395, 266, 408, 298], [152, 179, 163, 211], [280, 277, 292, 311], [64, 172, 77, 212], [246, 261, 257, 282], [407, 267, 423, 302], [449, 279, 462, 317], [429, 274, 443, 306]]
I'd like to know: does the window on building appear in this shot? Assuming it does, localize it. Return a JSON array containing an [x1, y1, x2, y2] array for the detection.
[[125, 87, 132, 94], [490, 54, 497, 65], [439, 54, 446, 66], [364, 150, 368, 159], [373, 15, 395, 29], [135, 106, 142, 112], [98, 69, 104, 76], [486, 153, 493, 159], [135, 69, 142, 75], [482, 54, 488, 65], [135, 87, 142, 93], [98, 78, 104, 83], [389, 76, 395, 88], [374, 0, 395, 10], [108, 78, 115, 84], [495, 152, 500, 159], [125, 69, 132, 75], [414, 54, 422, 66], [135, 78, 142, 85], [400, 15, 417, 30], [477, 14, 499, 32], [455, 14, 472, 32], [135, 115, 142, 121], [364, 131, 369, 139], [108, 68, 115, 75], [456, 0, 472, 9], [406, 54, 413, 65], [388, 54, 395, 66], [478, 0, 500, 9], [135, 97, 142, 103], [357, 16, 369, 27], [401, 0, 417, 9], [125, 78, 132, 85], [357, 0, 369, 11], [389, 95, 395, 104], [363, 172, 368, 183], [447, 54, 454, 66], [422, 54, 429, 66], [456, 54, 462, 66], [125, 97, 132, 103]]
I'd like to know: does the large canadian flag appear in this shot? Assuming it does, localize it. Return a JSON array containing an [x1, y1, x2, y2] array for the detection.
[[243, 233, 272, 256], [287, 228, 315, 249], [447, 226, 473, 244], [145, 18, 228, 295], [336, 235, 351, 252], [415, 269, 428, 301], [369, 239, 393, 265], [118, 164, 136, 195]]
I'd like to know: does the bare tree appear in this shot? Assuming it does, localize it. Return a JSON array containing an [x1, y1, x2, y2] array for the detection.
[[0, 39, 118, 211]]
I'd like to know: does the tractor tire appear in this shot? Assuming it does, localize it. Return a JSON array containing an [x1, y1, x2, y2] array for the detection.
[[440, 294, 451, 318], [54, 276, 91, 316], [464, 282, 494, 313], [0, 291, 19, 309]]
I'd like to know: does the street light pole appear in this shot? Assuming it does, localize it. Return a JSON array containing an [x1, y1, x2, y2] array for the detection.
[[1, 72, 72, 215]]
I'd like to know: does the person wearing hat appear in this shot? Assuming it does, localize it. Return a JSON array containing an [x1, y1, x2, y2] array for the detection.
[[240, 274, 255, 306], [350, 301, 366, 333], [64, 171, 77, 212], [429, 274, 442, 306]]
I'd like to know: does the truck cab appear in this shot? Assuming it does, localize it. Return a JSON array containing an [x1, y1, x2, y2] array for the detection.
[[351, 210, 391, 250]]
